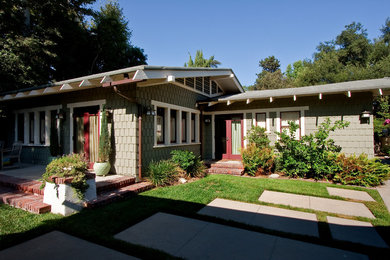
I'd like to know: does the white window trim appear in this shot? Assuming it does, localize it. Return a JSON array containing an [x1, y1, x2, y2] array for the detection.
[[151, 100, 200, 148], [67, 99, 106, 153], [14, 105, 61, 146]]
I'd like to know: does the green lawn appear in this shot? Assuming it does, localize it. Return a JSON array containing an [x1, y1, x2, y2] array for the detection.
[[1, 175, 389, 258]]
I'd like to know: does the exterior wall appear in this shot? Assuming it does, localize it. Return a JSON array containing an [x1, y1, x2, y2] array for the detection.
[[137, 83, 205, 173], [203, 92, 374, 158]]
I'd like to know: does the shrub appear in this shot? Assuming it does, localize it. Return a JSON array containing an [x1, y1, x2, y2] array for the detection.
[[275, 118, 349, 179], [242, 143, 275, 176], [333, 153, 390, 186], [41, 154, 89, 199], [98, 105, 111, 162], [147, 160, 181, 186], [171, 150, 206, 177], [245, 126, 270, 149]]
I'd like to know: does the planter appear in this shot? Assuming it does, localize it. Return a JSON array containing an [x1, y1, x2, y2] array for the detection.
[[43, 172, 97, 216], [93, 162, 111, 176]]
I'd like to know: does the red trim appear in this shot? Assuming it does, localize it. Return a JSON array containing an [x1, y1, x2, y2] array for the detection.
[[102, 78, 143, 87], [222, 119, 243, 160]]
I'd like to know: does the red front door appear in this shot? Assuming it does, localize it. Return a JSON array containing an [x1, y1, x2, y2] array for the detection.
[[222, 119, 243, 160]]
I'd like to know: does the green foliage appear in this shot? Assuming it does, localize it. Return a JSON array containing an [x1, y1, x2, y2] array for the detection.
[[374, 96, 390, 137], [49, 124, 60, 157], [171, 150, 206, 178], [147, 160, 180, 186], [245, 126, 270, 149], [98, 106, 111, 162], [41, 154, 89, 200], [184, 50, 221, 68], [333, 154, 390, 186], [242, 144, 275, 176], [276, 119, 349, 179]]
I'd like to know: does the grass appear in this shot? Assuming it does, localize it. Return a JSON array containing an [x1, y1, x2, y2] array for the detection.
[[1, 174, 389, 259]]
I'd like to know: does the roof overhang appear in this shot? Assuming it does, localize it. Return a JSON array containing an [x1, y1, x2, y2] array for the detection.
[[198, 78, 390, 106], [0, 66, 243, 102]]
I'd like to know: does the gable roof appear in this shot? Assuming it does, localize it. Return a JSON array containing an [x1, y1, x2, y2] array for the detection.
[[201, 77, 390, 105], [0, 66, 243, 102]]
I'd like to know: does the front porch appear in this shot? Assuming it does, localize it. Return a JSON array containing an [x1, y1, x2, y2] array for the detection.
[[0, 164, 153, 214]]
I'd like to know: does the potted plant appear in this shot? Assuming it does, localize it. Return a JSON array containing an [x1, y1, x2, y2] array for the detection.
[[93, 106, 111, 176], [41, 153, 97, 216]]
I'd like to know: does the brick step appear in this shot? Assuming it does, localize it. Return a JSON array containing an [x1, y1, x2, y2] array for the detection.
[[0, 174, 43, 195], [207, 167, 244, 176], [208, 163, 244, 169], [0, 186, 51, 214], [96, 176, 136, 194], [86, 181, 154, 209]]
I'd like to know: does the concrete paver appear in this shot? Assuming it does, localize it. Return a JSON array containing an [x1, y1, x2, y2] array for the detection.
[[259, 190, 375, 219], [326, 187, 375, 201], [199, 198, 319, 237], [115, 212, 367, 259], [377, 180, 390, 212], [0, 231, 138, 260], [327, 216, 388, 248]]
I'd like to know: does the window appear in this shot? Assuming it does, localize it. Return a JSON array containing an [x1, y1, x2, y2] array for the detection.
[[156, 107, 165, 144], [256, 113, 266, 129], [280, 111, 300, 139], [29, 112, 34, 144], [170, 109, 177, 143], [40, 111, 46, 144], [17, 113, 24, 142], [182, 112, 187, 143], [191, 113, 196, 142]]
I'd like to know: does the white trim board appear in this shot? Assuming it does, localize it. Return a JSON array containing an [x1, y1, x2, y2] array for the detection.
[[151, 100, 200, 114], [203, 106, 309, 115]]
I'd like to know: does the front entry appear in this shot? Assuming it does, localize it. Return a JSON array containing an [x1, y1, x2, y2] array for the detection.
[[73, 106, 100, 168], [222, 119, 243, 160]]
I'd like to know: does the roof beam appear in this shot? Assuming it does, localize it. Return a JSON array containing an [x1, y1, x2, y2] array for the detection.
[[43, 86, 60, 94], [246, 98, 253, 104], [29, 89, 45, 96], [3, 94, 15, 100], [167, 75, 175, 82], [208, 101, 218, 107], [227, 100, 235, 106], [100, 75, 113, 84], [346, 91, 351, 97], [379, 88, 383, 95], [293, 95, 297, 101], [15, 92, 27, 98], [319, 93, 322, 100], [269, 97, 273, 103], [79, 79, 92, 87], [60, 83, 74, 91], [102, 78, 143, 88]]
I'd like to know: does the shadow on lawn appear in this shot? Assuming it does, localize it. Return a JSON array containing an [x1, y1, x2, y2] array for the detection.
[[1, 194, 390, 259]]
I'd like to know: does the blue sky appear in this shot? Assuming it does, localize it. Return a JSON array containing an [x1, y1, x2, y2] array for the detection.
[[91, 0, 390, 87]]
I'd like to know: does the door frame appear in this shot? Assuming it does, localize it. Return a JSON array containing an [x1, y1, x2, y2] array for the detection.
[[222, 119, 244, 160]]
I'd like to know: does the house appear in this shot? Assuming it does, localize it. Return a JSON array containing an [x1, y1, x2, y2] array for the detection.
[[0, 65, 389, 178]]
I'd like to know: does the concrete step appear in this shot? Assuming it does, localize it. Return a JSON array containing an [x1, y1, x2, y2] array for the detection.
[[96, 176, 136, 194], [206, 161, 244, 169], [207, 167, 243, 176], [86, 181, 154, 208], [0, 186, 51, 214]]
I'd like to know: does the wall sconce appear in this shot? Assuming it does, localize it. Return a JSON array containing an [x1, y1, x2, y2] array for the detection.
[[204, 118, 211, 124], [56, 110, 65, 120], [361, 110, 371, 119], [145, 106, 156, 116]]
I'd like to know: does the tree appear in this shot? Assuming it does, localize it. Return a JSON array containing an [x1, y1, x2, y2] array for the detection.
[[381, 18, 390, 44], [250, 55, 291, 90], [91, 1, 147, 72], [184, 50, 221, 68]]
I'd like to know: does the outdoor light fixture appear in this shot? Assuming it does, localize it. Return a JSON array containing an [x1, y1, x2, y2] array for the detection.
[[361, 110, 371, 118], [145, 106, 156, 116], [204, 118, 211, 124], [56, 110, 65, 120]]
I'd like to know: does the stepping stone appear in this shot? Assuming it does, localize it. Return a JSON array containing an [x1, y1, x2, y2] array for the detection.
[[327, 216, 388, 248], [259, 190, 375, 219], [115, 212, 367, 259], [327, 187, 375, 201], [0, 231, 137, 260], [198, 198, 319, 237]]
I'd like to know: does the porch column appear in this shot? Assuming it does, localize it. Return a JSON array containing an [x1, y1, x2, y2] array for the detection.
[[212, 114, 215, 159]]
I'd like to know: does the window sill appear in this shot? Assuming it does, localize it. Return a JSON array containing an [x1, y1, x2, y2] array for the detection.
[[153, 142, 201, 148]]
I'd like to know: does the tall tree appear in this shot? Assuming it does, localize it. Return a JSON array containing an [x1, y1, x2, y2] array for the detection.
[[259, 56, 280, 73], [184, 50, 221, 68], [91, 1, 147, 72]]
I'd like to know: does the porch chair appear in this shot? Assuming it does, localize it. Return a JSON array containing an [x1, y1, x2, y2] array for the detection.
[[1, 142, 23, 169]]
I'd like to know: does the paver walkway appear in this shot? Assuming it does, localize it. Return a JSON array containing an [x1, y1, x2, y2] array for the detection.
[[377, 180, 390, 212], [327, 216, 388, 248], [259, 190, 375, 218], [115, 212, 367, 260], [0, 231, 138, 260], [326, 187, 375, 201], [198, 198, 319, 237]]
